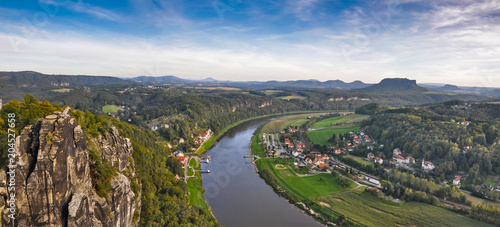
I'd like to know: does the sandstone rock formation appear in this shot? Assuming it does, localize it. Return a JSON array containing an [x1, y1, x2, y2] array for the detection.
[[0, 108, 140, 226]]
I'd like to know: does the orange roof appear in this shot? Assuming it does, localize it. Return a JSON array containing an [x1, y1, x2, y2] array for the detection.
[[393, 154, 405, 160]]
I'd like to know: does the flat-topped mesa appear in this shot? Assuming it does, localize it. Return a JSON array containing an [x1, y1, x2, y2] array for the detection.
[[0, 107, 140, 227]]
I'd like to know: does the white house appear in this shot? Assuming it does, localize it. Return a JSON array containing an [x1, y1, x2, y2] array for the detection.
[[422, 159, 435, 171], [453, 177, 461, 186], [374, 157, 383, 164], [393, 148, 402, 155], [393, 154, 405, 164], [406, 156, 415, 164]]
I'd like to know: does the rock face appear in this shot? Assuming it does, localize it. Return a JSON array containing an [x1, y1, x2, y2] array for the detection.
[[0, 108, 140, 226]]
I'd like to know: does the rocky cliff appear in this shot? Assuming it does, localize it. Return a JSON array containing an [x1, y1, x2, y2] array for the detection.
[[0, 108, 140, 226]]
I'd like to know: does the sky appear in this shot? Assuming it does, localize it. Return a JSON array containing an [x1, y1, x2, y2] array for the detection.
[[0, 0, 499, 86]]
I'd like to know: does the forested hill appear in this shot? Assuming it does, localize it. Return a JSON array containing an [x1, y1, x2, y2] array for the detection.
[[0, 71, 132, 88], [354, 78, 429, 93], [362, 101, 500, 185]]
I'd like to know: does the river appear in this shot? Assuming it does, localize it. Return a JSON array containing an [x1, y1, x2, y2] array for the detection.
[[201, 119, 323, 227]]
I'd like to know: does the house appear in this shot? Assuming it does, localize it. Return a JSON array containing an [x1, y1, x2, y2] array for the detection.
[[162, 124, 170, 129], [453, 177, 461, 186], [318, 163, 330, 170], [393, 148, 402, 155], [173, 150, 186, 165], [367, 153, 375, 159], [198, 129, 212, 141], [151, 125, 158, 131], [288, 143, 294, 148], [305, 158, 313, 164], [348, 147, 353, 152], [281, 130, 286, 133], [174, 174, 182, 180], [422, 159, 435, 171], [354, 138, 362, 144], [335, 149, 342, 154], [292, 151, 299, 157], [179, 138, 185, 144], [166, 142, 172, 149], [298, 143, 306, 148], [393, 154, 405, 164], [406, 156, 415, 164], [285, 138, 290, 144], [374, 157, 383, 164], [322, 154, 329, 160]]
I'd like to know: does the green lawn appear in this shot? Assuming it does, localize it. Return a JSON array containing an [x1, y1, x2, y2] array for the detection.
[[256, 158, 354, 200], [347, 156, 374, 167], [307, 125, 361, 145], [187, 174, 208, 209], [189, 157, 198, 168], [318, 187, 490, 227], [102, 105, 123, 113], [187, 167, 194, 176], [312, 114, 368, 129]]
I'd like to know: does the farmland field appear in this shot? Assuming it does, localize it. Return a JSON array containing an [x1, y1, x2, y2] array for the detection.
[[102, 105, 123, 113], [276, 95, 306, 100], [256, 158, 354, 200], [307, 125, 361, 145], [346, 156, 374, 167], [318, 187, 490, 227], [261, 112, 328, 133], [312, 114, 368, 129], [51, 88, 72, 93]]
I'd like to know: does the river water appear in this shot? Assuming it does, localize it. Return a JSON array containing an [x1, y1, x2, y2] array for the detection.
[[201, 119, 323, 227]]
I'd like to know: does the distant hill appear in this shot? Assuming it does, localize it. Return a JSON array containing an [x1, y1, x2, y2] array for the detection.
[[440, 84, 462, 91], [354, 78, 428, 93], [129, 75, 191, 84], [0, 71, 132, 88], [224, 79, 369, 90], [127, 76, 369, 90]]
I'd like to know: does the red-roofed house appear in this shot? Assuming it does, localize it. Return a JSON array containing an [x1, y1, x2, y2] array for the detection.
[[374, 157, 383, 164], [453, 176, 461, 186], [422, 159, 435, 170], [298, 143, 305, 148], [393, 154, 405, 164], [406, 156, 415, 164], [318, 163, 330, 170], [335, 149, 342, 154]]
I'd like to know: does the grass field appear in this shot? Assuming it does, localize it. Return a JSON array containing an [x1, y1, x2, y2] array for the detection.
[[261, 112, 328, 133], [102, 105, 123, 113], [256, 158, 354, 200], [346, 156, 374, 167], [277, 95, 307, 100], [187, 174, 208, 209], [307, 125, 361, 145], [51, 88, 72, 93], [318, 187, 490, 227], [312, 114, 368, 129]]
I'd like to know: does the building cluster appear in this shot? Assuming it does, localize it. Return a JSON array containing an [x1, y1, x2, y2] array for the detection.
[[390, 148, 417, 166], [173, 150, 186, 165], [305, 153, 330, 170], [367, 153, 383, 164], [194, 129, 212, 145]]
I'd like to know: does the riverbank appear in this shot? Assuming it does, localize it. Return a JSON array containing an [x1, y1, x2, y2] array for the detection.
[[188, 110, 335, 223], [251, 115, 491, 227], [196, 110, 339, 155]]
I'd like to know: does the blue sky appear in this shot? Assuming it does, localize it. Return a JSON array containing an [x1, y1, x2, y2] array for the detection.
[[0, 0, 499, 86]]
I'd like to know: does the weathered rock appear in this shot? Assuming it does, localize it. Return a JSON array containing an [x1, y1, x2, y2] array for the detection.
[[0, 108, 140, 227]]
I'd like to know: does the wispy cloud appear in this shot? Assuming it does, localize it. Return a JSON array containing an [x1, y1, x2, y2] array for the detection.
[[38, 0, 124, 22]]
